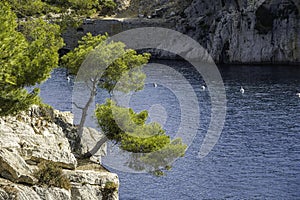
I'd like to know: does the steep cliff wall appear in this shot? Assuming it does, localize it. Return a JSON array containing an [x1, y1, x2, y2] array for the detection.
[[177, 0, 300, 64]]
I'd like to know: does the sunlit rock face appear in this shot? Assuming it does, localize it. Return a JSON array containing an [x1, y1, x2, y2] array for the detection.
[[177, 0, 300, 64], [116, 0, 300, 63], [0, 106, 118, 200]]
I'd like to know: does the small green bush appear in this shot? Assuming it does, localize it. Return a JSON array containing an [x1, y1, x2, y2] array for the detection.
[[101, 181, 118, 199], [104, 181, 118, 191], [34, 161, 71, 190]]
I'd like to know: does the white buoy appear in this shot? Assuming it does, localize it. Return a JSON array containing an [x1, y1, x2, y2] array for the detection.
[[67, 76, 70, 83], [201, 85, 206, 91], [153, 83, 157, 88], [240, 86, 245, 94], [296, 93, 300, 98]]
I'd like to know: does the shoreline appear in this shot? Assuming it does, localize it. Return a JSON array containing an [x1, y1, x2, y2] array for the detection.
[[148, 58, 300, 66]]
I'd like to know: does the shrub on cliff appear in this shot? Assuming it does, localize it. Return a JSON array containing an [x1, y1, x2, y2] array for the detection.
[[34, 161, 71, 190], [8, 0, 117, 19], [98, 0, 117, 16]]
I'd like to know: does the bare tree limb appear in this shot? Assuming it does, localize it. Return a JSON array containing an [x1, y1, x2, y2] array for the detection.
[[72, 102, 84, 110], [82, 136, 108, 158]]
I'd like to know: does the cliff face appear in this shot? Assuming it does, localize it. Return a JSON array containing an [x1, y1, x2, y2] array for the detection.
[[62, 0, 299, 64], [0, 106, 118, 200], [176, 0, 300, 64], [135, 0, 300, 63]]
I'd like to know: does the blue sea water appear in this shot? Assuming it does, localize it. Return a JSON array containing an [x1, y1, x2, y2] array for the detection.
[[37, 61, 300, 199]]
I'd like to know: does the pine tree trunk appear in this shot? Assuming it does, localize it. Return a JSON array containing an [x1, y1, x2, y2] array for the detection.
[[74, 80, 97, 155]]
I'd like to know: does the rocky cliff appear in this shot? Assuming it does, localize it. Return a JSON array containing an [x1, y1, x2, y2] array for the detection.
[[63, 0, 299, 64], [131, 0, 300, 64], [0, 106, 118, 200], [176, 0, 300, 64]]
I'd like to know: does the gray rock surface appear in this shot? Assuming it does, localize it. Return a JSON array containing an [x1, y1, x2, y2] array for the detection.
[[0, 106, 77, 170], [81, 127, 107, 164], [0, 149, 37, 185], [0, 106, 118, 200], [177, 0, 300, 64], [64, 170, 119, 187], [0, 182, 71, 200]]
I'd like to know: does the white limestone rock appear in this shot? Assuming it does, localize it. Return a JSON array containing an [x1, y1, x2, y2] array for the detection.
[[0, 149, 37, 185]]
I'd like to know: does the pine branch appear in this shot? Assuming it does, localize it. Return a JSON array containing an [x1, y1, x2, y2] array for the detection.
[[72, 102, 84, 110]]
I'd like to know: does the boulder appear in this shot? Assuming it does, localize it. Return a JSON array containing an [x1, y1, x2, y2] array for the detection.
[[64, 170, 119, 187], [33, 186, 71, 200], [64, 170, 119, 200], [0, 107, 77, 169], [0, 149, 37, 185]]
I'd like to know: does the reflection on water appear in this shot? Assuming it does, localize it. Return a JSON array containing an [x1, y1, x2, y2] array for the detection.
[[37, 61, 300, 199]]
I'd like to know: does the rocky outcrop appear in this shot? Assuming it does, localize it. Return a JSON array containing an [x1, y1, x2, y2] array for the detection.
[[0, 106, 118, 200], [0, 106, 77, 170]]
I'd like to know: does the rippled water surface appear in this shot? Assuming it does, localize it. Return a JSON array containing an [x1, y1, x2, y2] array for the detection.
[[38, 61, 300, 199]]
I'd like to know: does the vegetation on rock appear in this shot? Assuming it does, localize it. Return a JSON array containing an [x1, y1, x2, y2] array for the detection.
[[34, 161, 71, 190], [7, 0, 117, 18], [62, 31, 186, 173]]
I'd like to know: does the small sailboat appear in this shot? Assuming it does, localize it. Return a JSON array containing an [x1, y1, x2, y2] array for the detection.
[[240, 86, 245, 94]]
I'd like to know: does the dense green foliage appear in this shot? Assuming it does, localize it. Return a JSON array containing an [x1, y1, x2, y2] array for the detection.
[[140, 138, 187, 172], [7, 0, 117, 18], [61, 33, 109, 74], [0, 2, 63, 116], [7, 0, 58, 17], [34, 161, 71, 190], [95, 99, 187, 172], [95, 99, 170, 153], [5, 0, 118, 31], [61, 33, 150, 94]]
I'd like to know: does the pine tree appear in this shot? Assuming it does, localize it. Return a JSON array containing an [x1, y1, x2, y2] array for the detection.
[[95, 99, 187, 174], [0, 2, 64, 116], [62, 33, 187, 174], [61, 33, 150, 154]]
